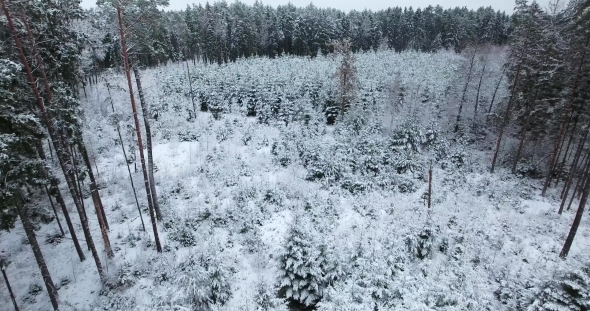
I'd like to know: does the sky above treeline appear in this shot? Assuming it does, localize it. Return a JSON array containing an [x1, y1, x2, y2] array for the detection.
[[81, 0, 552, 14]]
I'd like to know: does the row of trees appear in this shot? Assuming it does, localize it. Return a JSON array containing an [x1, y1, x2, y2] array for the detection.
[[488, 0, 590, 258], [1, 0, 167, 309], [84, 1, 511, 70]]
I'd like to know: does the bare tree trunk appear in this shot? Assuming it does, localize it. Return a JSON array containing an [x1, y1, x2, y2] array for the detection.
[[568, 152, 590, 211], [117, 6, 162, 252], [1, 265, 19, 311], [132, 65, 162, 221], [491, 63, 521, 173], [77, 136, 114, 258], [512, 112, 533, 174], [555, 118, 579, 188], [1, 0, 104, 280], [428, 162, 432, 209], [455, 49, 477, 132], [560, 128, 589, 214], [68, 144, 88, 226], [186, 58, 197, 119], [45, 185, 64, 236], [474, 62, 486, 120], [488, 65, 507, 113], [105, 80, 146, 231], [560, 153, 590, 259], [14, 194, 59, 311], [37, 140, 85, 262]]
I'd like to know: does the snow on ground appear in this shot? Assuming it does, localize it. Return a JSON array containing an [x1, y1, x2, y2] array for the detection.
[[1, 51, 589, 310]]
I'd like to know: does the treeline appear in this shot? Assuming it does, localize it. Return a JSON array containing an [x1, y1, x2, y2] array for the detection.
[[87, 1, 511, 69]]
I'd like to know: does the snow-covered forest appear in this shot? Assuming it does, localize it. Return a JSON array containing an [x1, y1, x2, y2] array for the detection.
[[2, 0, 590, 310]]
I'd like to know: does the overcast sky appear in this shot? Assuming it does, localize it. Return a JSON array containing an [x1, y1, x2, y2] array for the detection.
[[81, 0, 552, 14]]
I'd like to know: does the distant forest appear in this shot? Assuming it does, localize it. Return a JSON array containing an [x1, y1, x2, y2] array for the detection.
[[87, 1, 511, 68]]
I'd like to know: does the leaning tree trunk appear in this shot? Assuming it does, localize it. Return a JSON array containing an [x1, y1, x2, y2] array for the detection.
[[474, 62, 486, 121], [45, 185, 64, 236], [37, 140, 85, 262], [14, 193, 59, 311], [76, 133, 114, 258], [1, 263, 19, 311], [554, 117, 579, 188], [488, 65, 507, 113], [105, 80, 146, 231], [567, 152, 590, 211], [560, 152, 590, 259], [491, 63, 522, 173], [1, 1, 104, 280], [455, 49, 477, 133], [132, 65, 162, 221], [560, 127, 589, 214], [117, 6, 162, 252], [512, 111, 533, 174]]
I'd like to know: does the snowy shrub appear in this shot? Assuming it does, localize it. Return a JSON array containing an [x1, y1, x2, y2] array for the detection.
[[397, 177, 417, 193], [112, 261, 141, 288], [175, 251, 234, 310], [278, 214, 330, 307], [168, 224, 197, 247], [215, 120, 234, 142], [405, 222, 440, 260], [94, 292, 138, 311], [271, 140, 293, 167], [254, 279, 288, 311], [528, 264, 590, 311], [122, 232, 141, 248], [177, 128, 199, 142], [394, 149, 421, 174]]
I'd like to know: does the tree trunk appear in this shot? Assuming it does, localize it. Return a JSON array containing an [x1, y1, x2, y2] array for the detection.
[[68, 144, 88, 226], [36, 141, 85, 262], [428, 162, 432, 209], [512, 112, 533, 174], [560, 153, 590, 259], [555, 118, 579, 188], [488, 65, 507, 113], [568, 152, 590, 211], [474, 62, 486, 120], [117, 6, 162, 252], [1, 266, 19, 311], [15, 194, 59, 311], [560, 128, 589, 214], [77, 136, 114, 258], [1, 0, 104, 280], [455, 49, 477, 132], [132, 65, 162, 221], [491, 63, 522, 173], [45, 185, 64, 236], [105, 80, 146, 231], [186, 59, 197, 119], [543, 36, 590, 196]]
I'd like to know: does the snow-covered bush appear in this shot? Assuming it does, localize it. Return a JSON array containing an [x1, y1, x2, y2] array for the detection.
[[278, 213, 335, 307], [175, 250, 234, 310], [254, 279, 288, 311], [528, 264, 590, 310], [405, 221, 440, 260]]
